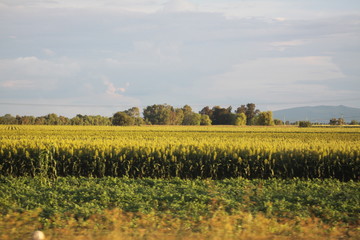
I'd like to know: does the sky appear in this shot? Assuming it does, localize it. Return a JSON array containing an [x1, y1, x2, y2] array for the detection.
[[0, 0, 359, 117]]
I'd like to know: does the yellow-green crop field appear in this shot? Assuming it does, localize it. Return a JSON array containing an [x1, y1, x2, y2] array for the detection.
[[0, 125, 359, 239], [1, 125, 359, 180]]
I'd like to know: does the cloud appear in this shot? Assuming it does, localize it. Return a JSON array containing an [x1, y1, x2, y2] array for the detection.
[[272, 40, 305, 46], [0, 57, 79, 77], [0, 57, 80, 91], [1, 80, 34, 89], [0, 0, 164, 13], [274, 17, 286, 21], [163, 0, 197, 12], [1, 0, 359, 116], [42, 48, 55, 56], [204, 56, 349, 106], [211, 56, 346, 86], [102, 77, 128, 97], [270, 40, 306, 51]]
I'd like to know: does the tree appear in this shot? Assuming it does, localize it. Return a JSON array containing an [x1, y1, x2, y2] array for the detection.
[[124, 107, 140, 118], [329, 118, 345, 125], [199, 106, 213, 119], [0, 114, 18, 124], [350, 120, 359, 125], [17, 116, 35, 125], [182, 112, 201, 125], [200, 114, 212, 125], [245, 103, 260, 125], [70, 115, 84, 125], [234, 113, 246, 126], [298, 121, 312, 127], [256, 111, 274, 126], [182, 105, 193, 115], [329, 118, 337, 125], [35, 117, 46, 125], [112, 112, 135, 126], [235, 105, 247, 114], [235, 103, 260, 125], [143, 104, 174, 125], [182, 105, 199, 125], [211, 106, 234, 125], [124, 107, 143, 125], [44, 113, 59, 125], [173, 108, 184, 125], [273, 119, 283, 125], [58, 116, 70, 125]]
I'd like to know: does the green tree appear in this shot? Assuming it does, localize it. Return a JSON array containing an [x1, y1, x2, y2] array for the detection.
[[182, 112, 201, 125], [211, 106, 234, 125], [350, 120, 359, 125], [234, 113, 246, 126], [298, 121, 312, 127], [245, 103, 260, 125], [45, 113, 59, 125], [58, 116, 70, 125], [235, 103, 260, 125], [182, 105, 198, 125], [71, 115, 84, 125], [124, 107, 140, 118], [256, 111, 274, 126], [0, 114, 18, 124], [18, 116, 35, 125], [35, 117, 46, 125], [199, 106, 213, 119], [182, 105, 193, 115], [143, 104, 174, 125], [329, 118, 345, 125], [274, 119, 283, 125], [235, 105, 247, 114], [173, 108, 184, 125], [112, 112, 135, 126], [124, 107, 143, 125], [200, 114, 212, 125]]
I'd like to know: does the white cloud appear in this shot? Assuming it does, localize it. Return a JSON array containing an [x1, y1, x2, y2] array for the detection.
[[1, 0, 359, 115], [163, 0, 197, 12], [42, 48, 55, 56], [0, 0, 164, 13], [0, 57, 80, 90], [0, 57, 79, 77], [270, 40, 307, 51], [274, 17, 286, 22], [1, 80, 34, 89], [132, 41, 182, 63], [102, 77, 128, 97], [271, 40, 306, 47], [197, 1, 360, 19], [205, 56, 349, 105], [210, 56, 345, 87]]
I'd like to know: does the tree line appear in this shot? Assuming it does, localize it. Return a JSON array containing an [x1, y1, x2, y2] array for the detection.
[[0, 103, 281, 126]]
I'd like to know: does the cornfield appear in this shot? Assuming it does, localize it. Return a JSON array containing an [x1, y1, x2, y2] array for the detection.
[[1, 125, 359, 180]]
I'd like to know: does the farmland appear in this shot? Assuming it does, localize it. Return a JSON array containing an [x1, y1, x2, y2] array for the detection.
[[0, 125, 359, 239], [1, 125, 359, 180]]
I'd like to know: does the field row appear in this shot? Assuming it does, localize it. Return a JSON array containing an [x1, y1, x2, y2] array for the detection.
[[1, 125, 359, 179]]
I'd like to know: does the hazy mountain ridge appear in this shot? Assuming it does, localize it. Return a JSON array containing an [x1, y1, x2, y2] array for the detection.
[[273, 105, 360, 123]]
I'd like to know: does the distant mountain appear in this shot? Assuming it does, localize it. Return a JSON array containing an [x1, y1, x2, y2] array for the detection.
[[273, 105, 360, 123]]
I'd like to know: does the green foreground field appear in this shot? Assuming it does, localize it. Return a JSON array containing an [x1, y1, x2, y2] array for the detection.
[[0, 125, 359, 239], [0, 177, 359, 239]]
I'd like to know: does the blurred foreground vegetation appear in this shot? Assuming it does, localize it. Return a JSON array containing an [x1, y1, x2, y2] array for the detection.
[[0, 177, 359, 239]]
